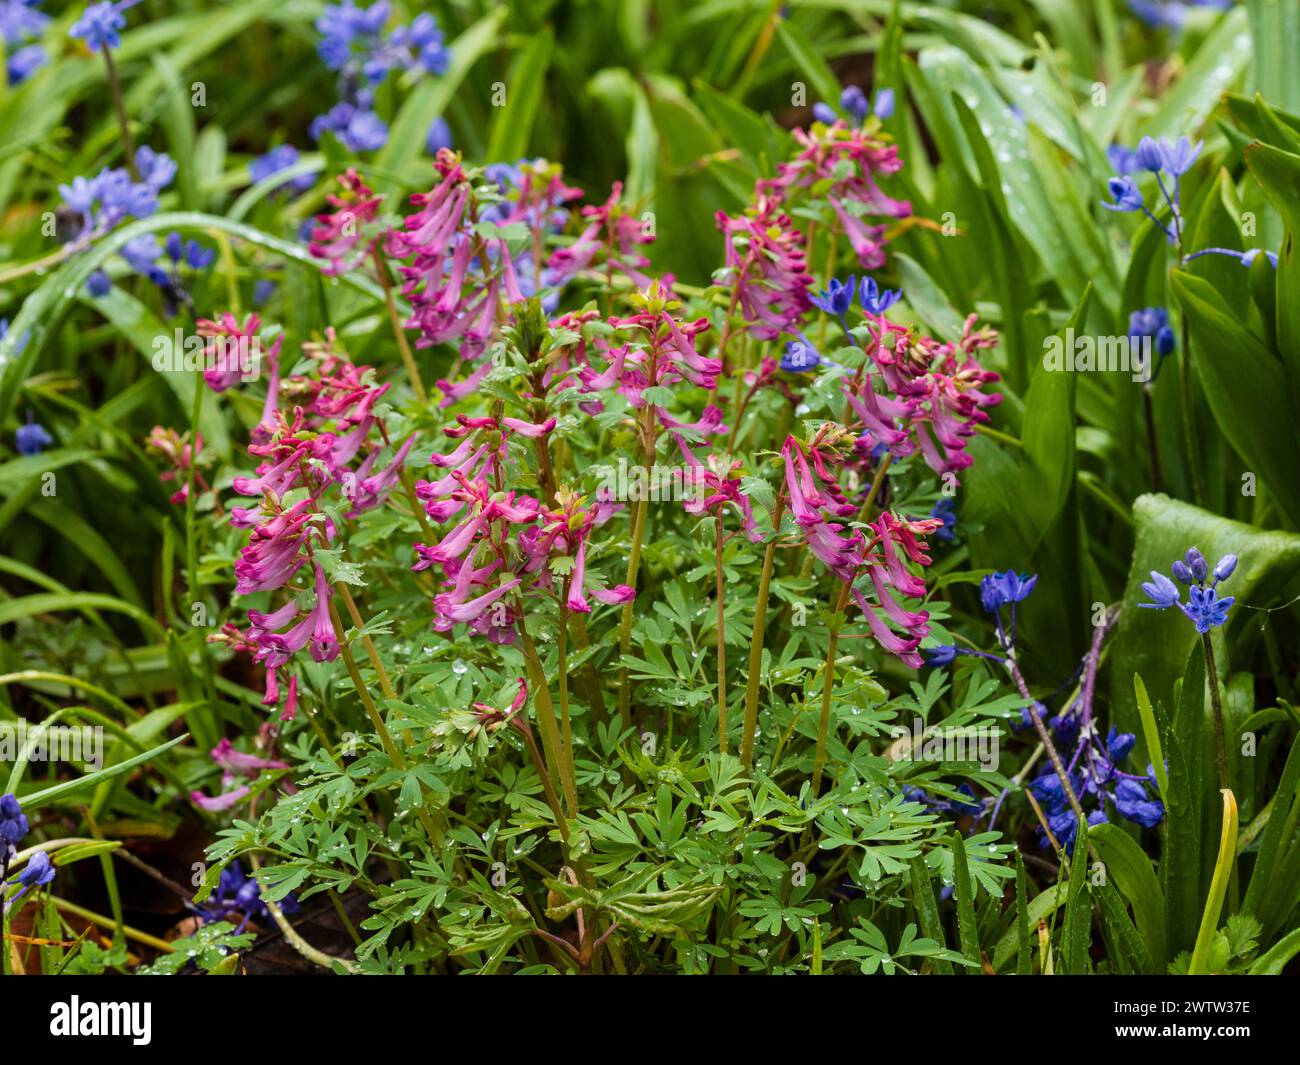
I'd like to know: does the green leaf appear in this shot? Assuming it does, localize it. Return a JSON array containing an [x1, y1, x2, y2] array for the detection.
[[485, 28, 555, 165], [774, 20, 840, 107], [1171, 269, 1300, 527], [1059, 817, 1093, 974], [1091, 822, 1167, 969], [909, 855, 953, 975], [1189, 788, 1238, 974], [18, 734, 189, 812], [950, 830, 981, 971], [1133, 673, 1168, 798]]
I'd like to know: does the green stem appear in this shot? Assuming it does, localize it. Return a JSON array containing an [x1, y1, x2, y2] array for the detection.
[[617, 495, 650, 729], [811, 580, 853, 793], [520, 620, 579, 817], [372, 248, 426, 403], [1202, 633, 1231, 792], [741, 498, 785, 770], [558, 597, 575, 782], [329, 600, 445, 845], [715, 511, 728, 755], [102, 45, 138, 180]]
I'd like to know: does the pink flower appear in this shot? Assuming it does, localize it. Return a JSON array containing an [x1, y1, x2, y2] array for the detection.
[[762, 123, 911, 270], [234, 499, 314, 595], [518, 491, 636, 613], [849, 513, 944, 668], [197, 312, 261, 393], [782, 433, 862, 581], [548, 181, 655, 288], [716, 195, 813, 340], [309, 168, 385, 276]]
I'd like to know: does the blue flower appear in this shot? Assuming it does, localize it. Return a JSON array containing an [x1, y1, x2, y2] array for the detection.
[[1241, 248, 1279, 269], [1158, 135, 1202, 177], [70, 0, 131, 52], [979, 570, 1037, 613], [163, 232, 214, 270], [925, 644, 957, 667], [781, 336, 821, 372], [253, 279, 278, 307], [1102, 175, 1144, 212], [811, 101, 836, 124], [1180, 584, 1233, 633], [860, 276, 902, 316], [873, 87, 894, 120], [250, 144, 316, 196], [1139, 570, 1179, 609], [17, 849, 54, 888], [1113, 778, 1164, 829], [1107, 144, 1137, 175], [929, 496, 957, 541], [196, 859, 299, 928], [810, 275, 856, 317], [1128, 306, 1175, 357], [7, 43, 46, 85], [16, 420, 53, 456], [135, 145, 177, 190], [0, 793, 28, 848], [1105, 727, 1136, 765], [0, 0, 49, 42], [396, 12, 449, 75], [312, 102, 388, 152], [86, 268, 111, 297], [840, 84, 869, 123]]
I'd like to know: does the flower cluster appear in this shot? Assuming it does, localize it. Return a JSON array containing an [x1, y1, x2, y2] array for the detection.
[[783, 427, 942, 667], [548, 179, 655, 293], [199, 326, 414, 714], [3, 0, 47, 84], [58, 147, 179, 295], [716, 193, 813, 341], [308, 168, 387, 276], [190, 738, 291, 812], [1103, 134, 1201, 243], [145, 425, 206, 505], [69, 0, 138, 53], [412, 414, 633, 641], [1140, 546, 1237, 633], [577, 283, 723, 422], [312, 0, 449, 153], [838, 303, 1002, 479], [1, 793, 55, 917], [195, 859, 299, 931], [1029, 725, 1164, 852], [762, 120, 911, 270]]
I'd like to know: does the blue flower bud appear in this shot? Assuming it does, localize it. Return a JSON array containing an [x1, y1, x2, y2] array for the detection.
[[1135, 136, 1163, 172], [811, 102, 836, 124], [1184, 547, 1208, 582], [1212, 554, 1237, 583]]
